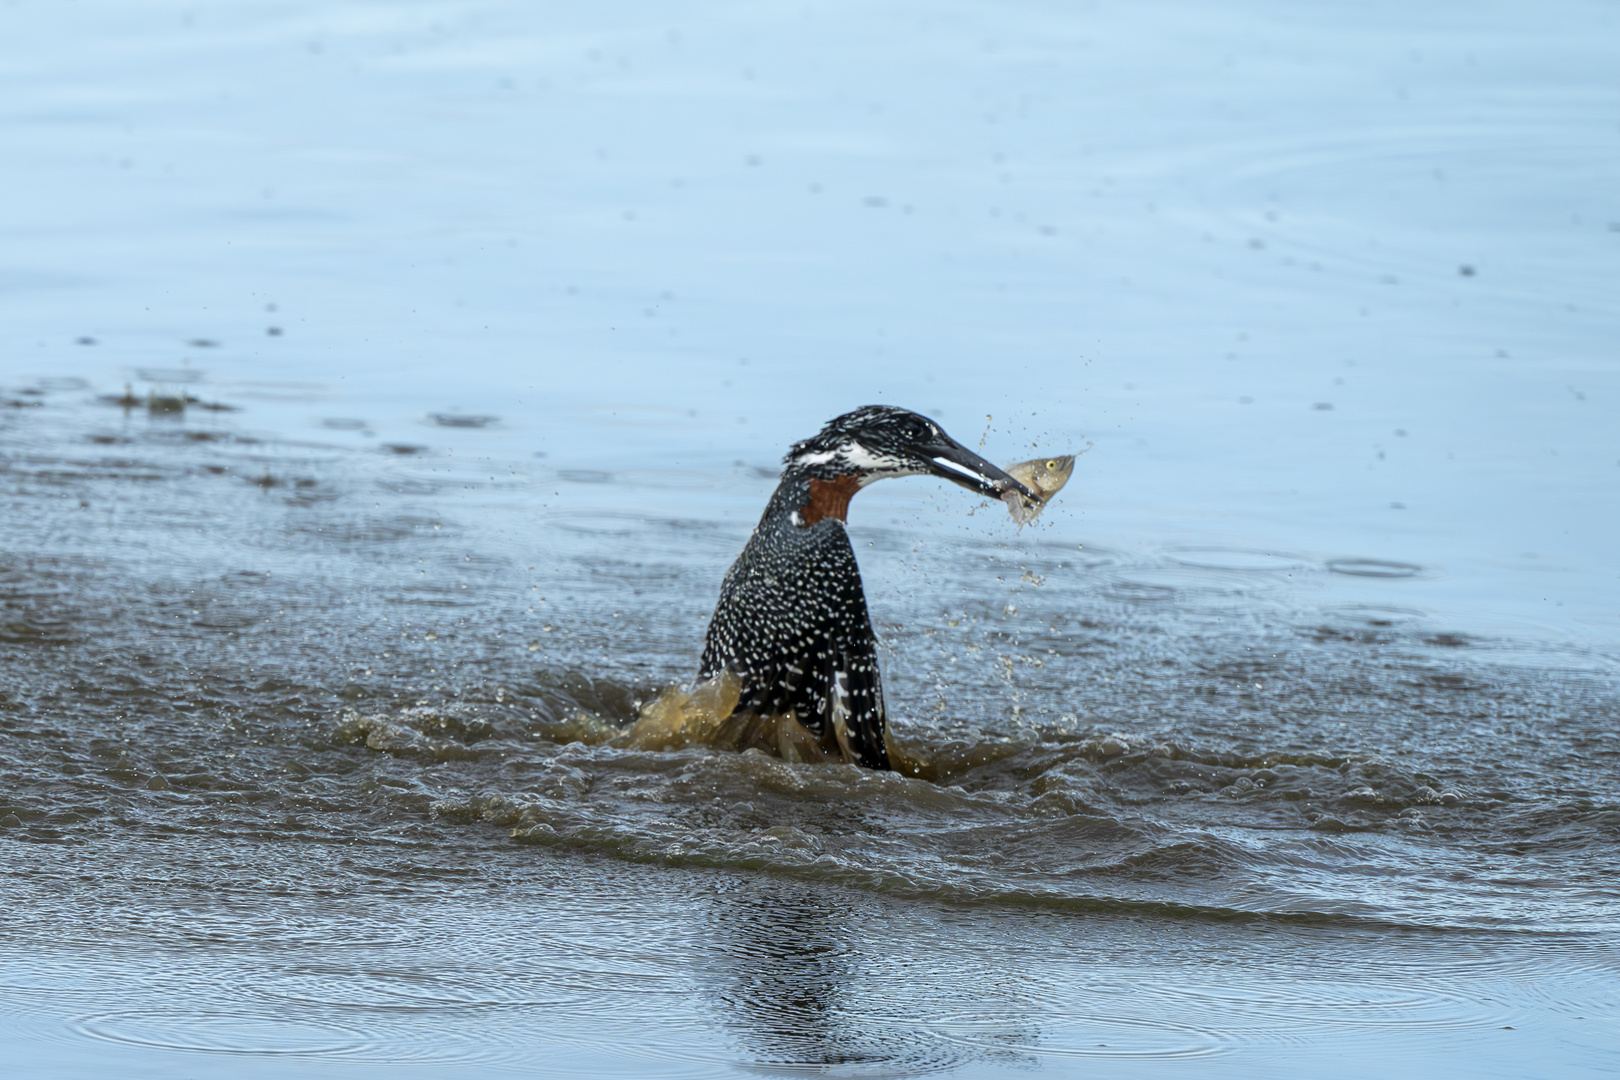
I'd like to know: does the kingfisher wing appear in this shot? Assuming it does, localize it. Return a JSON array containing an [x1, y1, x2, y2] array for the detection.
[[699, 518, 891, 769], [812, 534, 889, 768], [827, 640, 889, 769]]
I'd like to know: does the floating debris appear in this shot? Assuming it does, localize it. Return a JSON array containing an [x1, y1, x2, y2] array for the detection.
[[99, 384, 142, 409], [98, 383, 239, 414], [148, 387, 187, 414]]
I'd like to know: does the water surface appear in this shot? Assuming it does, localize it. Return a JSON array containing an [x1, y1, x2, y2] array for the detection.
[[2, 0, 1618, 1076]]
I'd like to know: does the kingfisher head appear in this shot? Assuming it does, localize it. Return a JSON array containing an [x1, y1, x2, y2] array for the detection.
[[784, 406, 1035, 518]]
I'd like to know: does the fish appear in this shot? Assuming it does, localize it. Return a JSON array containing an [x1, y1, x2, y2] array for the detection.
[[1001, 454, 1075, 525]]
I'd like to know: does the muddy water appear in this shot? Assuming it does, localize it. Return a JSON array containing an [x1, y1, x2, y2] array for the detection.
[[2, 377, 1616, 1077], [4, 0, 1620, 1076]]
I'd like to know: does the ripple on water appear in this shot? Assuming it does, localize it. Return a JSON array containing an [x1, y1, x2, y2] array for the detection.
[[0, 961, 146, 1035], [1325, 604, 1427, 625], [1166, 547, 1313, 572], [614, 468, 725, 491], [134, 367, 203, 384], [241, 968, 707, 1069], [428, 412, 498, 428], [1305, 604, 1431, 646], [548, 509, 681, 538], [249, 964, 650, 1014], [1145, 975, 1512, 1044], [325, 514, 440, 544], [1099, 572, 1179, 603], [1326, 558, 1423, 578], [1099, 564, 1285, 604], [557, 468, 615, 484], [1477, 640, 1619, 675], [37, 377, 91, 392], [923, 1010, 1225, 1061], [74, 1010, 369, 1057]]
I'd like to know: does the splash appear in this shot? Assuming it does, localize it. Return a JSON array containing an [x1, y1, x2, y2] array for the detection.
[[611, 675, 1028, 779], [615, 672, 850, 765]]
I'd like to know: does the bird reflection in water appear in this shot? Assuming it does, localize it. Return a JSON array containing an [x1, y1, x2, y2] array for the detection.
[[696, 880, 1038, 1073]]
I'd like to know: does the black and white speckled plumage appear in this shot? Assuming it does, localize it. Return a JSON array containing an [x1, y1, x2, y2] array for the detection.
[[699, 471, 886, 766], [699, 406, 1033, 770]]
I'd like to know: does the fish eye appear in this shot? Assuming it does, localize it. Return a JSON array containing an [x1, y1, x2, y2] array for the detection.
[[1045, 459, 1057, 469]]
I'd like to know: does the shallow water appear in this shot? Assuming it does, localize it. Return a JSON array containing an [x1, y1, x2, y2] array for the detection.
[[3, 0, 1619, 1076]]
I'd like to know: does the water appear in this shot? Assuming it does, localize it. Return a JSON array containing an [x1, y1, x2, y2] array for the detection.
[[3, 0, 1619, 1075]]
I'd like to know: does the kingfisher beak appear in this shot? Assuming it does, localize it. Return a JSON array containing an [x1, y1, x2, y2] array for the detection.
[[922, 435, 1037, 500]]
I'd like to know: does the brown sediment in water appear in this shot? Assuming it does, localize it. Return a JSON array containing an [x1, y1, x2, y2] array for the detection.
[[616, 672, 844, 764], [612, 674, 1021, 779]]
